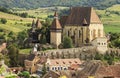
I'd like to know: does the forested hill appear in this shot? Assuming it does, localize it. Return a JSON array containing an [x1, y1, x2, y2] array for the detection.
[[0, 0, 119, 9]]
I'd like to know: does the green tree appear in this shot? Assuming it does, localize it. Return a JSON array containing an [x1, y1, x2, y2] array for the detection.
[[63, 36, 73, 48], [7, 44, 19, 67], [1, 18, 7, 24], [22, 71, 30, 78], [40, 35, 47, 44], [42, 64, 47, 76], [20, 12, 28, 18], [17, 30, 28, 48], [94, 52, 103, 60]]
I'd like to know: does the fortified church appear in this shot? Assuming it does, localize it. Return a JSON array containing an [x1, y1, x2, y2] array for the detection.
[[28, 7, 107, 53]]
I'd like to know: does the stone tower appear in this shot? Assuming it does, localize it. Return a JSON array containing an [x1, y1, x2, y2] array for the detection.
[[50, 11, 62, 48]]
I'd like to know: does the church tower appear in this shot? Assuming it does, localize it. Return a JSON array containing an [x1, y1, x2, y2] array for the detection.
[[50, 11, 62, 48]]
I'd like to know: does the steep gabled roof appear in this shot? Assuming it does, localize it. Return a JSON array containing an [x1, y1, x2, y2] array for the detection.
[[60, 16, 68, 27], [51, 11, 62, 30], [36, 19, 42, 29], [32, 19, 35, 28], [61, 7, 101, 26]]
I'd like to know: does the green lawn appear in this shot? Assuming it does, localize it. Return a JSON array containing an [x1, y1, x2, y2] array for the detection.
[[104, 25, 120, 33], [19, 48, 32, 54], [0, 12, 31, 33]]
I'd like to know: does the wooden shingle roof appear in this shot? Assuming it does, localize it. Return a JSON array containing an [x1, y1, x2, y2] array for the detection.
[[51, 11, 62, 30], [36, 19, 42, 29], [60, 7, 101, 26]]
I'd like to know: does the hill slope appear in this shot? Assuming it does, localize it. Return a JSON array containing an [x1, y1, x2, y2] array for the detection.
[[0, 11, 31, 33], [0, 0, 119, 9]]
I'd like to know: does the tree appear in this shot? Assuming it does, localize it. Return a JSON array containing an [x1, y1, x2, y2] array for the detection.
[[63, 36, 73, 48], [40, 35, 47, 44], [42, 64, 47, 76], [20, 12, 28, 18], [94, 52, 103, 60], [17, 30, 28, 48], [1, 18, 7, 24], [7, 44, 19, 67]]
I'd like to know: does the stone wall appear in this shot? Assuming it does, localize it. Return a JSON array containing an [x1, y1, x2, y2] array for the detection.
[[37, 46, 97, 60]]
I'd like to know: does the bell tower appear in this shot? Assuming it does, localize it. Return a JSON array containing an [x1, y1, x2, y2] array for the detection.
[[50, 11, 62, 48]]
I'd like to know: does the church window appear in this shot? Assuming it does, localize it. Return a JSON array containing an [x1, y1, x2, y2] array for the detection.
[[68, 30, 70, 36], [79, 30, 81, 38], [61, 67, 63, 70], [93, 29, 96, 39], [55, 67, 57, 70], [64, 68, 67, 70], [74, 31, 76, 36], [52, 67, 54, 70], [58, 67, 60, 70], [98, 29, 101, 37], [98, 42, 100, 45]]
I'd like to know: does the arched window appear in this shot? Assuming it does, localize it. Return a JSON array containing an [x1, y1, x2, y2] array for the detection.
[[98, 29, 101, 37], [93, 29, 96, 39], [68, 30, 71, 37], [74, 30, 76, 36], [79, 30, 81, 38]]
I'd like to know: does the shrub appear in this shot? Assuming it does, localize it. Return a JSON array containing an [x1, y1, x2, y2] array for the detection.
[[1, 18, 7, 24], [63, 36, 73, 48]]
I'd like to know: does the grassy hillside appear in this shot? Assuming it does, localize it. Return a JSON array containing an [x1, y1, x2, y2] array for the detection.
[[0, 12, 32, 33], [96, 4, 120, 33]]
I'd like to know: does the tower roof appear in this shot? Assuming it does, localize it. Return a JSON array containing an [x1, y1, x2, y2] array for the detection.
[[32, 19, 35, 28], [36, 19, 42, 29], [54, 11, 58, 17], [51, 11, 62, 30]]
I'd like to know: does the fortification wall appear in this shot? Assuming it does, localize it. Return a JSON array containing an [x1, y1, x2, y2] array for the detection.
[[37, 46, 97, 60]]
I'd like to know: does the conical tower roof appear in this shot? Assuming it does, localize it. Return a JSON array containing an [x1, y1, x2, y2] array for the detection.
[[32, 19, 35, 28], [36, 19, 42, 29], [51, 11, 62, 30]]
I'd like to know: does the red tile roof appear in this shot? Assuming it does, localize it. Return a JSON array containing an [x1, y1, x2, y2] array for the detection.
[[49, 58, 81, 66]]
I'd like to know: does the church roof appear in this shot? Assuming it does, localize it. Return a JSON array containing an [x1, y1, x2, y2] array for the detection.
[[51, 11, 62, 30], [60, 7, 102, 26], [36, 19, 42, 29], [60, 16, 68, 27]]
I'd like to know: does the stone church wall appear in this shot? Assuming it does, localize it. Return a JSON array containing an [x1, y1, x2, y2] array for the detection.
[[38, 46, 97, 60]]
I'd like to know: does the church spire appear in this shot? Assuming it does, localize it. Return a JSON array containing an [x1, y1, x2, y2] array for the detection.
[[36, 19, 42, 29], [51, 11, 62, 30]]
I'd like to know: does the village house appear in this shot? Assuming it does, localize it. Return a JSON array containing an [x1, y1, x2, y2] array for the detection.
[[46, 58, 82, 71], [78, 60, 120, 78], [24, 54, 47, 73]]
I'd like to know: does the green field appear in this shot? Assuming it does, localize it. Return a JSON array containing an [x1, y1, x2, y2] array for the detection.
[[96, 4, 120, 33], [0, 12, 32, 33]]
